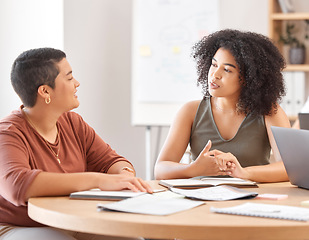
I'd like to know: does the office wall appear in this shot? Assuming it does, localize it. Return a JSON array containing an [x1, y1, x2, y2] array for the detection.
[[63, 0, 269, 179], [0, 0, 63, 119], [63, 0, 147, 177], [220, 0, 268, 34]]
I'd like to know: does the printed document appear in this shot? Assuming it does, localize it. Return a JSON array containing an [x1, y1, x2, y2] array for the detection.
[[97, 191, 204, 215], [170, 185, 258, 201]]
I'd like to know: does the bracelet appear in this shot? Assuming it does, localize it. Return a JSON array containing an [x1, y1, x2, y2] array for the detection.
[[121, 166, 135, 174]]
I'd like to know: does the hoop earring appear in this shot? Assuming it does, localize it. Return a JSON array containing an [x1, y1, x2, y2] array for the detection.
[[45, 96, 51, 104]]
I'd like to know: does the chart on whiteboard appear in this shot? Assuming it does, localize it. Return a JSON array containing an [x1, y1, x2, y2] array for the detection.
[[134, 0, 219, 103]]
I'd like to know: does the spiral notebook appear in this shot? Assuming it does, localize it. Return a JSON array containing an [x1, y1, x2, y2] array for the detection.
[[211, 202, 309, 221]]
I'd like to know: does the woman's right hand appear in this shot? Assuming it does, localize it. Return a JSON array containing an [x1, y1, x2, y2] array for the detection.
[[209, 149, 250, 180], [188, 140, 231, 177]]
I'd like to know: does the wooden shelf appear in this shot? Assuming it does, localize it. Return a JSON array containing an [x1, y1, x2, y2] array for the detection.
[[271, 13, 309, 20], [269, 0, 308, 119], [285, 64, 309, 71], [288, 115, 297, 122], [269, 0, 309, 72]]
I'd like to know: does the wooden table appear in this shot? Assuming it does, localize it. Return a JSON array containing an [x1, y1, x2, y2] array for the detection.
[[28, 181, 309, 240]]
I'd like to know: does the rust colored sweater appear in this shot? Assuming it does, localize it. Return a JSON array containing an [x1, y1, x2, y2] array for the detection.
[[0, 107, 130, 226]]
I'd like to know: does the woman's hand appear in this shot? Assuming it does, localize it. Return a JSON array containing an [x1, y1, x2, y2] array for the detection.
[[189, 140, 231, 177], [102, 162, 153, 193], [98, 174, 153, 193], [209, 149, 250, 179]]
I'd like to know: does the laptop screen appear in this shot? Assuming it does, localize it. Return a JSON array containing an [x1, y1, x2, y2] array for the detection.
[[298, 113, 309, 130]]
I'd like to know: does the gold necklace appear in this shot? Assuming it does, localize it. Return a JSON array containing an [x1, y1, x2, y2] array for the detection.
[[23, 109, 61, 164]]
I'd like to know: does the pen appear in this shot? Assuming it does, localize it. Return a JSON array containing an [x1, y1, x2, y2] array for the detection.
[[152, 189, 167, 193]]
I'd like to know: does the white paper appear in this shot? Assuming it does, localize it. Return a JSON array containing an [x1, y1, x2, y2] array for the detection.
[[134, 0, 219, 103], [170, 185, 258, 201], [97, 191, 204, 215], [200, 177, 256, 185]]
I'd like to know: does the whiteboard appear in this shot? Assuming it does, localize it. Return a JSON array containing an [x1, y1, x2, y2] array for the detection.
[[132, 0, 219, 126]]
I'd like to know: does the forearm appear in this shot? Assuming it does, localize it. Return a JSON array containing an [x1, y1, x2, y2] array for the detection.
[[25, 164, 152, 201], [107, 161, 135, 176], [245, 161, 289, 183], [25, 171, 101, 200], [292, 119, 300, 129], [154, 161, 192, 180], [155, 141, 226, 180]]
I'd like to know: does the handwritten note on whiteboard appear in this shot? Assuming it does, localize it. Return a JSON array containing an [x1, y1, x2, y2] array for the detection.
[[134, 0, 219, 103]]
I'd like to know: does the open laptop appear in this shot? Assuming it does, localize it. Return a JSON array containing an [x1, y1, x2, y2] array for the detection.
[[271, 126, 309, 190], [298, 113, 309, 130]]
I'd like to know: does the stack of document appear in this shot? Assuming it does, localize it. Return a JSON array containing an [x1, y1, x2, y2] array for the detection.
[[95, 184, 257, 215]]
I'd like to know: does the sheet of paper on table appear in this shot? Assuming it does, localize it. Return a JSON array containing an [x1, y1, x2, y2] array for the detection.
[[97, 190, 204, 215], [170, 185, 258, 201]]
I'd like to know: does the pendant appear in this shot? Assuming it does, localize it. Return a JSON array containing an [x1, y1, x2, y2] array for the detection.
[[57, 158, 61, 164]]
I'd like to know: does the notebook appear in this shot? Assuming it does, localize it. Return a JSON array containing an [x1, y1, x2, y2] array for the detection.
[[271, 126, 309, 190], [298, 113, 309, 130], [210, 202, 309, 221], [70, 188, 166, 200], [159, 176, 257, 189], [70, 189, 146, 200]]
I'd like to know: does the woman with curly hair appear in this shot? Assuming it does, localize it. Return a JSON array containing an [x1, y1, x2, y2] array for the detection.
[[154, 29, 290, 182]]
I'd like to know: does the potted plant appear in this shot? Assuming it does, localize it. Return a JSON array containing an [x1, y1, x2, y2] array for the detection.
[[278, 21, 309, 64]]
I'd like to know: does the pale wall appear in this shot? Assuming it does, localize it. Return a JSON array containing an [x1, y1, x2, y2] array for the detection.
[[0, 0, 63, 119]]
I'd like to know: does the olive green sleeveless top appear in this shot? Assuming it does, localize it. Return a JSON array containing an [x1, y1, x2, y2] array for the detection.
[[190, 97, 271, 167]]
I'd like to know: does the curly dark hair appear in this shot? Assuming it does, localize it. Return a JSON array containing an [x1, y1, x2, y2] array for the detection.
[[192, 29, 286, 116]]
